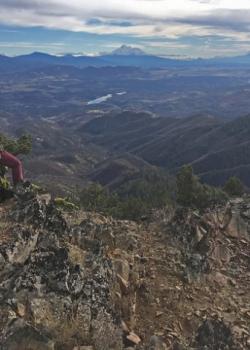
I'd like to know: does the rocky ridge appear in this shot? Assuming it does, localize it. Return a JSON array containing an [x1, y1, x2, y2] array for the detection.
[[0, 194, 249, 349]]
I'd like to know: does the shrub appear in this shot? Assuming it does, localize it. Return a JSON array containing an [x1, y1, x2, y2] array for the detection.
[[195, 183, 228, 210], [176, 165, 228, 210], [80, 183, 115, 212], [224, 176, 245, 197], [54, 197, 79, 211], [80, 175, 173, 221]]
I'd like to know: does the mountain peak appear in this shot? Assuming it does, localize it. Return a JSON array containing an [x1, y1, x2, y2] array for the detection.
[[110, 45, 146, 56], [29, 52, 53, 57]]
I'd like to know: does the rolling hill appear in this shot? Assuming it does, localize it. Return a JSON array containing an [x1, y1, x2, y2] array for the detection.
[[82, 111, 250, 186]]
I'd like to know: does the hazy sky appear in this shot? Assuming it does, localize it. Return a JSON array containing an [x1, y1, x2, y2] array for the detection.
[[1, 0, 250, 57]]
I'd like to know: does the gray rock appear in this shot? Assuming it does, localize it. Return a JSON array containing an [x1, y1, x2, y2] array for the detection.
[[148, 335, 167, 350], [0, 195, 133, 349], [1, 318, 55, 350]]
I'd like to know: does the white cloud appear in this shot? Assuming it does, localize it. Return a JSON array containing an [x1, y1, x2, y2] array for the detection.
[[1, 0, 250, 56], [0, 41, 65, 48], [1, 0, 250, 28]]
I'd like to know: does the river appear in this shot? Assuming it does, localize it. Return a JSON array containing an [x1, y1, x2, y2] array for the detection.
[[87, 92, 127, 105]]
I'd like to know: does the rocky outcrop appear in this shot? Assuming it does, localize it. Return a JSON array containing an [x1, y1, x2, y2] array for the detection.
[[0, 195, 143, 349], [0, 195, 249, 349], [167, 198, 250, 281]]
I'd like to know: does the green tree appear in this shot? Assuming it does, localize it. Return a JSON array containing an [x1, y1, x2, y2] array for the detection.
[[224, 176, 244, 197], [80, 183, 116, 212], [176, 165, 199, 207], [176, 165, 228, 209], [16, 134, 32, 155], [0, 133, 32, 155]]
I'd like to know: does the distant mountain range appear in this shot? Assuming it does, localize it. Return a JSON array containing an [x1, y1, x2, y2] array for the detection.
[[2, 45, 250, 190], [2, 46, 250, 72]]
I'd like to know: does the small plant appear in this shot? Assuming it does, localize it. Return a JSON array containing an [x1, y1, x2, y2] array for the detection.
[[0, 176, 10, 190], [0, 177, 12, 203], [54, 197, 79, 212]]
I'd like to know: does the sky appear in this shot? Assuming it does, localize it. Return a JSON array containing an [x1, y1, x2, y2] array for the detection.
[[1, 0, 250, 57]]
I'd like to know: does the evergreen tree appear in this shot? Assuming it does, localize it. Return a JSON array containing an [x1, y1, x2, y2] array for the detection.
[[224, 176, 244, 197], [176, 165, 228, 209], [176, 165, 199, 207]]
